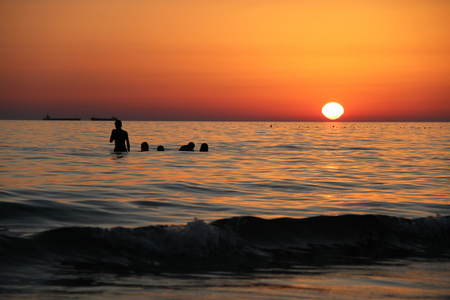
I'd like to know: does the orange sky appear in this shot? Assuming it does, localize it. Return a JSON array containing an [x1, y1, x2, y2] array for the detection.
[[1, 0, 449, 121]]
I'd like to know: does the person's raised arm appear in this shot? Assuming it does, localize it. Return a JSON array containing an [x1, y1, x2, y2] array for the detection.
[[110, 129, 116, 143]]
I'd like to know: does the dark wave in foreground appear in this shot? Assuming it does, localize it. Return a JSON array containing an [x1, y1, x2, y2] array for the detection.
[[1, 215, 449, 275]]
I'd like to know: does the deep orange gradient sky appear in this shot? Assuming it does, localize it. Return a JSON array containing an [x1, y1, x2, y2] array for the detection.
[[1, 0, 449, 121]]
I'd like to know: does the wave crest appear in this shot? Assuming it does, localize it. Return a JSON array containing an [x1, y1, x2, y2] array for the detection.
[[1, 214, 448, 274]]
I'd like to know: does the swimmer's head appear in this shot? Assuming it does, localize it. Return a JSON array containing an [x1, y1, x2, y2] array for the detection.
[[141, 142, 149, 151], [115, 120, 122, 129]]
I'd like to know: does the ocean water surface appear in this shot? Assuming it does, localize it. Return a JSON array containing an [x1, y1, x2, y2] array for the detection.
[[0, 120, 449, 299]]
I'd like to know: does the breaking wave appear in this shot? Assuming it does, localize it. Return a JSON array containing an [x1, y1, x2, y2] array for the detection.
[[0, 214, 448, 275]]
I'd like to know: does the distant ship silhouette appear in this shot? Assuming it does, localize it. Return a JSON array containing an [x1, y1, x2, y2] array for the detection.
[[43, 114, 81, 121]]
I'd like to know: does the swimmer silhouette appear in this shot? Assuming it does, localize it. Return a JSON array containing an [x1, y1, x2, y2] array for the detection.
[[157, 145, 165, 151], [141, 142, 149, 151], [110, 120, 130, 152], [179, 142, 195, 151], [199, 143, 208, 152]]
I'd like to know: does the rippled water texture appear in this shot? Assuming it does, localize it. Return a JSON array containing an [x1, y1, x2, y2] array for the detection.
[[1, 120, 449, 299], [1, 121, 449, 233]]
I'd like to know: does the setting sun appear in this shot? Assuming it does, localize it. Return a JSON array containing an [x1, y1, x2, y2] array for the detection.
[[322, 102, 344, 120]]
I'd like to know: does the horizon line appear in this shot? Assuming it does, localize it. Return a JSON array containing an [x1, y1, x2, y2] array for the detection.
[[1, 118, 449, 122]]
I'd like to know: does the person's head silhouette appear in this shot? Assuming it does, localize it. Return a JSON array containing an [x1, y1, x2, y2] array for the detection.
[[179, 142, 195, 151], [141, 142, 149, 151]]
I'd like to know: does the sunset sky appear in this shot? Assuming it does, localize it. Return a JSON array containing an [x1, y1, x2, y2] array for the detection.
[[1, 0, 449, 121]]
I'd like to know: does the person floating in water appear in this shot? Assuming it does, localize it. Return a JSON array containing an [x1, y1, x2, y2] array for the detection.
[[179, 142, 195, 151], [199, 143, 208, 152], [110, 120, 130, 152], [141, 142, 149, 151], [157, 145, 165, 151]]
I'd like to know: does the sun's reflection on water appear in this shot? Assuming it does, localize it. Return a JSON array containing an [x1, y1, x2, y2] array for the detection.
[[1, 121, 449, 227]]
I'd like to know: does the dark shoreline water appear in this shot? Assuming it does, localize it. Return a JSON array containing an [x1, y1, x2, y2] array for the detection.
[[1, 214, 449, 299]]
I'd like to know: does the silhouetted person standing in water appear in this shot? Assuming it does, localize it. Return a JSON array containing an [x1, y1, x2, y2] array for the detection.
[[110, 120, 130, 152]]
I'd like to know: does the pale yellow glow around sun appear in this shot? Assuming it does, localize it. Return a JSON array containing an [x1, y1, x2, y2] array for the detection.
[[322, 102, 344, 120]]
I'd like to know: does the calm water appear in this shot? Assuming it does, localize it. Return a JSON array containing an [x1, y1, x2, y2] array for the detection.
[[1, 120, 449, 299]]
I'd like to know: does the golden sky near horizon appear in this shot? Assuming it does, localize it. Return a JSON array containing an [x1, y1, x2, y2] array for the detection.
[[1, 0, 449, 120]]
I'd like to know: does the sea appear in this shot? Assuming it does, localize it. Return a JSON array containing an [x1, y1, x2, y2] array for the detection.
[[0, 120, 449, 299]]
